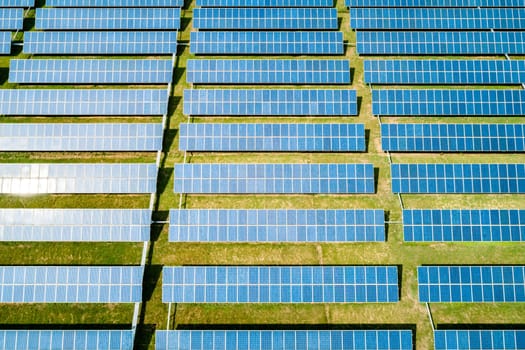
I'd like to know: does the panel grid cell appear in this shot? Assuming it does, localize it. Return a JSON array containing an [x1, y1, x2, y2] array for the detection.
[[183, 89, 357, 116], [36, 8, 181, 30], [0, 32, 11, 55], [403, 209, 525, 242], [179, 123, 365, 152], [418, 266, 525, 302], [357, 32, 525, 55], [391, 163, 525, 194], [169, 209, 385, 242], [190, 32, 343, 55], [173, 163, 375, 194], [0, 330, 134, 350], [24, 31, 178, 55], [346, 0, 525, 6], [187, 59, 350, 85], [434, 330, 525, 350], [0, 9, 23, 30], [0, 266, 143, 303], [0, 163, 158, 194], [46, 0, 183, 6], [373, 90, 525, 116], [197, 0, 334, 6], [193, 8, 337, 30], [0, 0, 34, 6], [381, 124, 525, 152], [163, 266, 399, 303], [364, 60, 525, 85], [0, 209, 152, 242], [156, 330, 413, 350]]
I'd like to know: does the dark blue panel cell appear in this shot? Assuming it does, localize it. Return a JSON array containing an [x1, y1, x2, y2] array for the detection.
[[435, 330, 525, 350], [46, 0, 184, 6], [347, 0, 525, 7], [0, 32, 11, 55], [197, 0, 333, 6]]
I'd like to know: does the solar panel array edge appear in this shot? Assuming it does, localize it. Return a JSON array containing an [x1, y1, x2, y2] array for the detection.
[[46, 0, 184, 7]]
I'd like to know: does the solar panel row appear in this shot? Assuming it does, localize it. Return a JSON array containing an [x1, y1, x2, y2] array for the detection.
[[0, 163, 158, 194], [36, 8, 181, 30], [372, 89, 525, 116], [346, 0, 525, 7], [0, 123, 163, 151], [0, 266, 144, 303], [364, 59, 525, 85], [163, 266, 399, 303], [0, 209, 152, 242], [190, 31, 343, 55], [403, 209, 525, 242], [193, 8, 337, 30], [418, 266, 525, 302], [0, 9, 23, 30], [187, 59, 350, 84], [169, 209, 385, 242], [24, 31, 178, 55], [156, 330, 413, 350], [173, 163, 375, 194], [0, 32, 11, 55], [179, 123, 365, 152], [381, 124, 525, 152], [196, 0, 334, 6], [46, 0, 184, 6], [183, 89, 357, 116], [391, 163, 525, 194], [434, 330, 525, 350]]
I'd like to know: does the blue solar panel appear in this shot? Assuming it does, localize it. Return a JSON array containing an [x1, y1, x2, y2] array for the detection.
[[0, 0, 33, 7], [163, 266, 399, 303], [10, 59, 173, 84], [187, 59, 350, 84], [418, 266, 525, 303], [0, 330, 134, 350], [0, 89, 168, 116], [350, 8, 525, 29], [36, 8, 181, 30], [391, 163, 525, 194], [0, 266, 143, 303], [190, 32, 343, 55], [0, 32, 11, 55], [156, 330, 413, 350], [346, 0, 525, 6], [184, 89, 357, 116], [24, 31, 178, 55], [404, 209, 525, 242], [381, 124, 525, 152], [0, 209, 151, 242], [434, 330, 525, 350], [0, 163, 157, 194], [357, 32, 525, 55], [197, 0, 333, 6], [364, 60, 525, 85], [173, 163, 375, 194], [373, 90, 525, 116], [0, 9, 23, 30], [46, 0, 183, 6], [193, 8, 337, 30], [169, 209, 385, 242], [0, 123, 163, 151], [179, 123, 365, 152]]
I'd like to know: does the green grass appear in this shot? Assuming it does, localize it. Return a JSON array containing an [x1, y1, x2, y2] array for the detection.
[[1, 1, 525, 349]]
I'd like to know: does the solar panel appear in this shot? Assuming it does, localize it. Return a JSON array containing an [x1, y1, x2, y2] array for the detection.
[[173, 163, 375, 194], [162, 266, 399, 303], [0, 89, 168, 116], [156, 330, 413, 350], [418, 265, 525, 302], [381, 124, 525, 152], [190, 31, 343, 55], [36, 8, 181, 30], [0, 9, 23, 30], [364, 60, 525, 85], [24, 31, 178, 55], [356, 32, 525, 55], [391, 163, 525, 194], [350, 8, 525, 30], [403, 209, 525, 242], [169, 209, 385, 242], [434, 330, 525, 350], [0, 123, 163, 152], [0, 209, 152, 242], [0, 0, 34, 7], [346, 0, 525, 6], [0, 32, 11, 55], [46, 0, 184, 6], [196, 0, 334, 6], [187, 59, 350, 84], [193, 8, 337, 30], [0, 163, 158, 194], [179, 123, 365, 152], [10, 59, 173, 84], [183, 89, 357, 116], [0, 330, 134, 350], [372, 90, 525, 116], [0, 266, 143, 303]]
